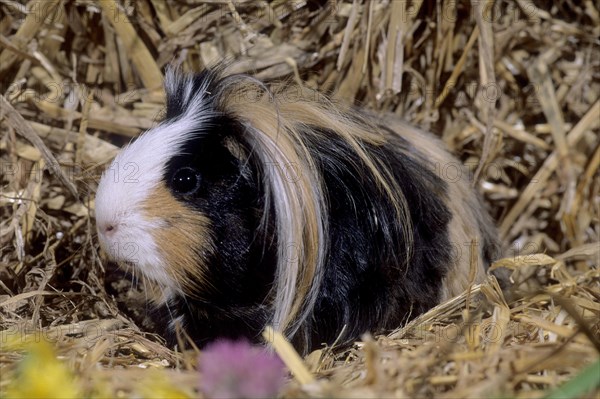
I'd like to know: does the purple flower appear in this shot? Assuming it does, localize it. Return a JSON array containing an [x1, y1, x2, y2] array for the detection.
[[199, 339, 287, 399]]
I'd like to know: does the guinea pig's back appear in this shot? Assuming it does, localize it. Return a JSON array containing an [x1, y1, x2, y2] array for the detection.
[[384, 117, 500, 298]]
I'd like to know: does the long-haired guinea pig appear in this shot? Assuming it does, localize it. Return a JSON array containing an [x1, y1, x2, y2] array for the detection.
[[95, 66, 499, 354]]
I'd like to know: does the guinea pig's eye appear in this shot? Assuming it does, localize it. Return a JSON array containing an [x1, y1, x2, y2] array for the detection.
[[171, 167, 201, 195]]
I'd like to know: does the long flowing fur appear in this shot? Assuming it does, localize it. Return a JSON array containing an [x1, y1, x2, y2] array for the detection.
[[97, 66, 499, 353], [201, 72, 422, 338]]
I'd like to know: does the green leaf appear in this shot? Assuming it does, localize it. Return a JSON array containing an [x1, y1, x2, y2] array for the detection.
[[544, 359, 600, 399]]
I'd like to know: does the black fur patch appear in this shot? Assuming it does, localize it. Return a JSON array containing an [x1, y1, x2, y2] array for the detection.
[[297, 128, 453, 350]]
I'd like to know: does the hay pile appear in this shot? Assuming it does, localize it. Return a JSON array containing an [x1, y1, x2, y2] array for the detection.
[[1, 0, 598, 398]]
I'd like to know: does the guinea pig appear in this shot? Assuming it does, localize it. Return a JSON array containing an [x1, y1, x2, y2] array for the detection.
[[94, 66, 499, 354]]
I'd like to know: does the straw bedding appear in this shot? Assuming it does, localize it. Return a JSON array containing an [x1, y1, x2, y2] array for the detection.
[[0, 1, 598, 398]]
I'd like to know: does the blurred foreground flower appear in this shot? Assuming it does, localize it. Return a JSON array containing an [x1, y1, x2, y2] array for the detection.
[[137, 370, 192, 399], [4, 339, 81, 399], [199, 340, 287, 399]]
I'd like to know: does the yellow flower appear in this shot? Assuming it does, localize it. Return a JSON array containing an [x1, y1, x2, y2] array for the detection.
[[136, 370, 192, 399], [4, 340, 81, 399]]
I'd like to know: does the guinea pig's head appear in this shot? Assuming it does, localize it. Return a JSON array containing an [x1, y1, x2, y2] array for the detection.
[[95, 68, 327, 334]]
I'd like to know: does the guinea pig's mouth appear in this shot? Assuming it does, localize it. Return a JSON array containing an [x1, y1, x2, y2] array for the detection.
[[121, 260, 138, 268], [95, 234, 179, 294], [97, 244, 139, 271]]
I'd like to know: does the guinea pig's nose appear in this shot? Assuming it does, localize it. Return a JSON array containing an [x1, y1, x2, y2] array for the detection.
[[98, 223, 117, 237]]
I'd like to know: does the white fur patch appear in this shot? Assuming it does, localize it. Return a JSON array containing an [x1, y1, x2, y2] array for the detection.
[[95, 73, 214, 293]]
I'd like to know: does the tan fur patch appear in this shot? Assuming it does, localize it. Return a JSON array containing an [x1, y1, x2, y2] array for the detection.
[[141, 184, 213, 296]]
